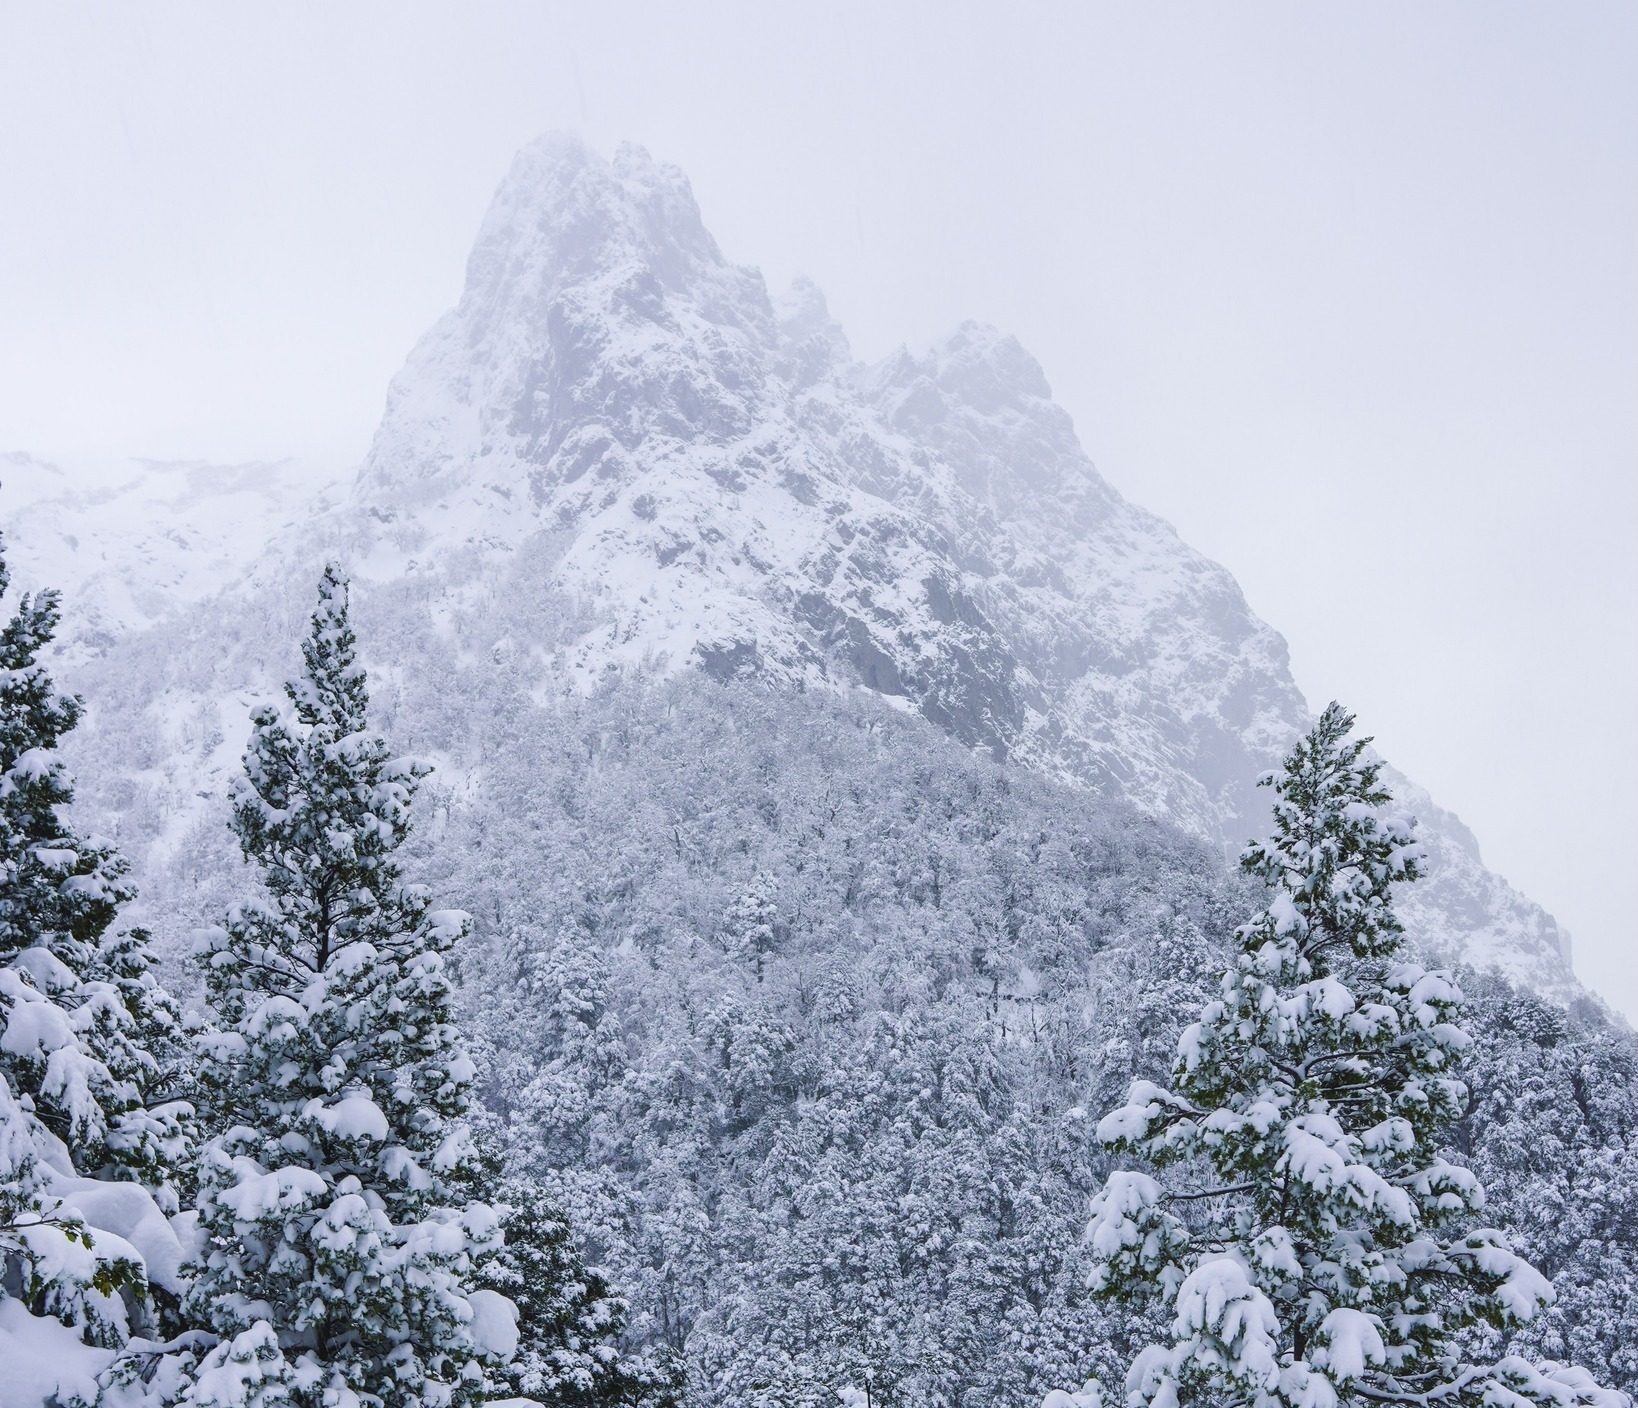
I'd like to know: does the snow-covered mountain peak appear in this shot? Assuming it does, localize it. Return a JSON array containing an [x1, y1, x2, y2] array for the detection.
[[343, 135, 1581, 995], [775, 275, 851, 386], [906, 321, 1056, 409], [462, 133, 735, 311], [14, 135, 1578, 1004], [866, 322, 1108, 522], [362, 133, 780, 511]]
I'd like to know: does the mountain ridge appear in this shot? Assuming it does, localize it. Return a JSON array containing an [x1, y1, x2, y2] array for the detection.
[[0, 132, 1578, 1000]]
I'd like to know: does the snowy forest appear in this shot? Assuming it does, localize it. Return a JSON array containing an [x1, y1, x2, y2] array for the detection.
[[2, 534, 1635, 1406]]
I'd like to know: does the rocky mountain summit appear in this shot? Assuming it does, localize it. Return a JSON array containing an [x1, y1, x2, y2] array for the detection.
[[3, 133, 1576, 997], [339, 133, 1576, 994], [359, 136, 1302, 835]]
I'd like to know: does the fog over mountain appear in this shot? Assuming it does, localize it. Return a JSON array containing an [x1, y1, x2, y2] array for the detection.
[[6, 135, 1584, 1001], [6, 4, 1634, 1029]]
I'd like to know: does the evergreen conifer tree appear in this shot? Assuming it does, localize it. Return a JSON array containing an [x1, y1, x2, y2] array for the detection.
[[484, 1175, 679, 1407], [86, 928, 198, 1215], [1081, 704, 1627, 1408], [182, 565, 506, 1408], [0, 538, 190, 1358]]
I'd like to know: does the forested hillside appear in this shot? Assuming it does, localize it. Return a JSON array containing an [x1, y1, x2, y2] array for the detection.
[[3, 538, 1634, 1405], [428, 676, 1638, 1399]]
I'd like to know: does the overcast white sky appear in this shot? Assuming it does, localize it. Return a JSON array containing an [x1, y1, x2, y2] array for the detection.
[[1, 2, 1634, 1017]]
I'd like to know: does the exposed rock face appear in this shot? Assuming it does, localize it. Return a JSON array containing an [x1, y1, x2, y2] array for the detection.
[[4, 134, 1576, 996]]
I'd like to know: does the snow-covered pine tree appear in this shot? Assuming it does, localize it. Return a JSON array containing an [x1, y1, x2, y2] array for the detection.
[[495, 928, 628, 1166], [0, 536, 191, 1371], [183, 564, 508, 1408], [86, 928, 198, 1217], [484, 1175, 679, 1407], [1081, 703, 1627, 1408]]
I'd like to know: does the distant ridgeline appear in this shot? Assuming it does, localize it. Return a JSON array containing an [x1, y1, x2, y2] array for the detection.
[[0, 134, 1629, 1403]]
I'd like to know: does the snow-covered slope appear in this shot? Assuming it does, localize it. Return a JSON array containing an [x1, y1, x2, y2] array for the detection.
[[6, 134, 1577, 998], [0, 453, 341, 656]]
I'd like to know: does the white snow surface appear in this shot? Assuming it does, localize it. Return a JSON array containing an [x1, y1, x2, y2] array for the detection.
[[1042, 1384, 1103, 1408], [1315, 1307, 1386, 1380], [308, 1092, 391, 1143], [45, 1170, 189, 1292], [0, 1298, 115, 1408], [466, 1287, 520, 1360]]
